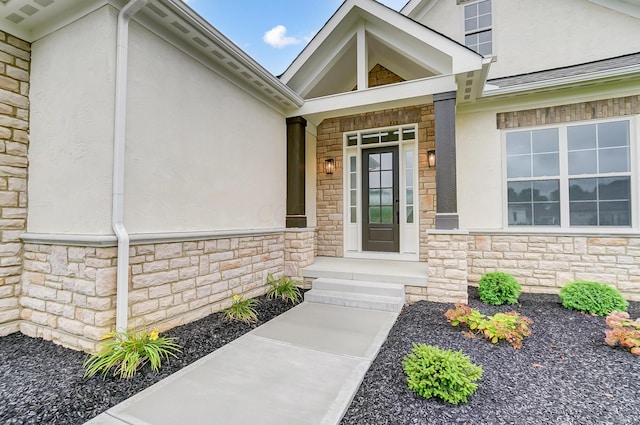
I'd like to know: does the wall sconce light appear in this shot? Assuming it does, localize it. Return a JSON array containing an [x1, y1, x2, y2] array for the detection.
[[427, 150, 436, 168], [325, 158, 335, 175]]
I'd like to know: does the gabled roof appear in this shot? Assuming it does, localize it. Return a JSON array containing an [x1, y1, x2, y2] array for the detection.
[[280, 0, 483, 100]]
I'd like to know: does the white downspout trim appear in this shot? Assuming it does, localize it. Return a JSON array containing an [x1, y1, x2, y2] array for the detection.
[[114, 0, 147, 332]]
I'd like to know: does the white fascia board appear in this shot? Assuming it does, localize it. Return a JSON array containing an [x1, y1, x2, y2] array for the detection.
[[400, 0, 425, 16], [280, 0, 356, 83], [482, 65, 640, 98], [588, 0, 640, 18], [401, 0, 440, 20], [292, 74, 456, 118]]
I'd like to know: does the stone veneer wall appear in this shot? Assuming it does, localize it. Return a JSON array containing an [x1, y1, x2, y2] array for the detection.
[[0, 31, 29, 336], [353, 63, 405, 90], [468, 233, 640, 301], [316, 104, 436, 258], [496, 95, 640, 129], [284, 229, 315, 280], [19, 232, 310, 352]]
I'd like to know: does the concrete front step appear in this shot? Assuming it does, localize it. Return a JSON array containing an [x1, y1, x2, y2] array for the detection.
[[304, 278, 405, 313]]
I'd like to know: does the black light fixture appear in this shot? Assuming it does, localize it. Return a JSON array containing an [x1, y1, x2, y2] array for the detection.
[[427, 150, 436, 168], [325, 158, 335, 175]]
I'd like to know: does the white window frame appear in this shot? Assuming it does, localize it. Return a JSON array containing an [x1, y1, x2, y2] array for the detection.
[[502, 117, 638, 232], [463, 0, 493, 56]]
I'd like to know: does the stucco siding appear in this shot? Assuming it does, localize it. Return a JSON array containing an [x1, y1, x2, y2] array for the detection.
[[456, 109, 503, 229], [418, 0, 640, 79], [28, 6, 117, 234], [125, 21, 286, 233]]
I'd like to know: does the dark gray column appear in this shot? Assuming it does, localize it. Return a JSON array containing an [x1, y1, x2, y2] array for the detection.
[[286, 116, 307, 228], [433, 91, 459, 230]]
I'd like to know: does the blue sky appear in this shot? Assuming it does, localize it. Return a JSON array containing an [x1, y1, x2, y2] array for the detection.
[[184, 0, 409, 75]]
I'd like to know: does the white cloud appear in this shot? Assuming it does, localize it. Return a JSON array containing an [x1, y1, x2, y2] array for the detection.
[[263, 25, 301, 48]]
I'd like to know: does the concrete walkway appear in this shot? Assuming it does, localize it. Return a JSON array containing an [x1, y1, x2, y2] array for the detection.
[[85, 302, 398, 425]]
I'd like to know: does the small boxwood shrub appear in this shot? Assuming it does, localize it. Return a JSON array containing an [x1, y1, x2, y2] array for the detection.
[[478, 272, 521, 305], [559, 281, 627, 316], [402, 343, 483, 404]]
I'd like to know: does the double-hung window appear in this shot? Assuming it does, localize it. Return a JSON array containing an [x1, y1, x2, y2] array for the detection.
[[506, 119, 632, 228], [464, 0, 492, 55]]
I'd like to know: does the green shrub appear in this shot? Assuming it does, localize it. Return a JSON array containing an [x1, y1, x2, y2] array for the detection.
[[266, 273, 302, 304], [559, 281, 627, 316], [83, 328, 181, 379], [445, 303, 533, 349], [478, 272, 521, 305], [402, 343, 483, 404]]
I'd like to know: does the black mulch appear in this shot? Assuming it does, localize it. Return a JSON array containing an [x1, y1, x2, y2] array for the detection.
[[0, 295, 298, 425], [2, 289, 639, 425], [341, 287, 640, 425]]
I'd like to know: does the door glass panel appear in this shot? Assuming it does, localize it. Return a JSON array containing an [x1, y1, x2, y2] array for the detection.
[[369, 189, 381, 206], [369, 154, 380, 171], [381, 188, 393, 205], [406, 206, 414, 224], [380, 171, 393, 187], [369, 207, 380, 223], [381, 206, 393, 224], [369, 172, 380, 188]]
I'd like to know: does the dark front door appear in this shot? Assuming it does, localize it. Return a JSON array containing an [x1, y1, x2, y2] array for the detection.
[[362, 146, 399, 252]]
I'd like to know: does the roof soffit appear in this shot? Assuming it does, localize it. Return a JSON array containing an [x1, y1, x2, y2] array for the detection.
[[281, 0, 483, 99], [0, 0, 108, 42], [0, 0, 303, 112]]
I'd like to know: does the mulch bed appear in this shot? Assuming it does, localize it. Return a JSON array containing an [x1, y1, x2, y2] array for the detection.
[[341, 287, 640, 425], [1, 288, 639, 425], [0, 295, 297, 425]]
